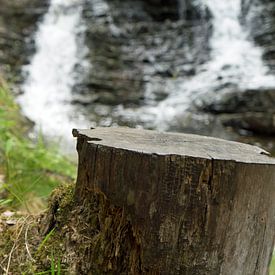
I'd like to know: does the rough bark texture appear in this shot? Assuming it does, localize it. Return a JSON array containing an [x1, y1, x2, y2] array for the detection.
[[72, 127, 275, 275]]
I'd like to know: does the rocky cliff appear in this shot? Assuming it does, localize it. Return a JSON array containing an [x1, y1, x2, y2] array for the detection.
[[0, 0, 49, 83], [241, 0, 275, 73], [1, 0, 275, 153]]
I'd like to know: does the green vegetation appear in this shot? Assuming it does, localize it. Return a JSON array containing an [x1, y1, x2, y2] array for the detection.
[[0, 79, 75, 273], [0, 182, 75, 274], [36, 228, 56, 257], [0, 80, 76, 212], [0, 78, 274, 274], [271, 253, 275, 275]]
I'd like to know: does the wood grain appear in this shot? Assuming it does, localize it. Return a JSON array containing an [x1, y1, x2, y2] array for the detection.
[[73, 127, 275, 274]]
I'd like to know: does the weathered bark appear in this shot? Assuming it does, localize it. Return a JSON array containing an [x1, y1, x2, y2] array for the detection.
[[72, 127, 275, 275]]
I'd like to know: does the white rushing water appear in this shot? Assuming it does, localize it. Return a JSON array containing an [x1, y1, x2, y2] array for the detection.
[[205, 0, 275, 88], [18, 0, 89, 144], [118, 0, 275, 130], [19, 0, 275, 140]]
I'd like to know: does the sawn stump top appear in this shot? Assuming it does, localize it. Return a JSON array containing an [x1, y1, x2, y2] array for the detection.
[[73, 127, 275, 164]]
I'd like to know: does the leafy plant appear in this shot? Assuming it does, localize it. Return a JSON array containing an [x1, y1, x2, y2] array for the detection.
[[0, 83, 76, 211]]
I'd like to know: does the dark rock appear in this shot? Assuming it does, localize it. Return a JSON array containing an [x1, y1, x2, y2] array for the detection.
[[143, 0, 211, 22], [196, 88, 275, 135], [241, 0, 275, 74], [199, 88, 275, 114], [220, 112, 275, 135], [80, 0, 212, 109], [0, 0, 49, 82]]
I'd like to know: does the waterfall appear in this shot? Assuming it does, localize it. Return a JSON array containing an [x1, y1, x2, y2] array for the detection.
[[18, 0, 275, 139], [120, 0, 275, 130], [18, 0, 89, 142], [204, 0, 275, 88]]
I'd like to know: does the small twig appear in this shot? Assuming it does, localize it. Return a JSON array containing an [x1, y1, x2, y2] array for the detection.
[[5, 217, 27, 274], [5, 243, 20, 275], [25, 223, 35, 262], [0, 262, 7, 273]]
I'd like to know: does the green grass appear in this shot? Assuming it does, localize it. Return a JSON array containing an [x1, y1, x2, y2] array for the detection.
[[0, 81, 76, 211], [36, 228, 56, 256], [270, 252, 275, 275]]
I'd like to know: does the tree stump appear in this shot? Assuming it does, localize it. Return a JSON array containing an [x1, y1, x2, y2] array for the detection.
[[72, 127, 275, 275]]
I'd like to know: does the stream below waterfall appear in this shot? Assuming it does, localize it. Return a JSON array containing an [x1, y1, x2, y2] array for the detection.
[[17, 0, 275, 150]]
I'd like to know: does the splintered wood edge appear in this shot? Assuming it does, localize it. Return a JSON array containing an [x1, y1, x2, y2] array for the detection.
[[72, 127, 275, 165]]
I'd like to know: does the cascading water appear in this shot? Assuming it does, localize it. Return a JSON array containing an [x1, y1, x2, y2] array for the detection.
[[18, 0, 90, 143], [18, 0, 275, 143], [205, 0, 275, 88], [118, 0, 275, 130]]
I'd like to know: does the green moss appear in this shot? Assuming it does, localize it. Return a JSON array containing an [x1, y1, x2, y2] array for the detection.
[[0, 180, 149, 274], [0, 183, 76, 274], [22, 185, 143, 274], [48, 182, 75, 211]]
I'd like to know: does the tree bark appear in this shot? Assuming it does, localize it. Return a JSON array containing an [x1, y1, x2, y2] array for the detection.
[[72, 127, 275, 275]]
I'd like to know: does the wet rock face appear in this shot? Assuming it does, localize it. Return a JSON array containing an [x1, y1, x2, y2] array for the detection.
[[77, 0, 211, 122], [73, 0, 274, 141], [1, 0, 274, 150], [199, 89, 275, 114], [0, 0, 49, 82], [140, 0, 180, 21], [141, 0, 210, 21], [200, 0, 275, 137], [196, 88, 275, 135], [241, 0, 275, 73]]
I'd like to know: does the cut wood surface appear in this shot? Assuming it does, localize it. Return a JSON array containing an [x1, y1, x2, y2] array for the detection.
[[73, 127, 275, 275], [73, 127, 274, 163]]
